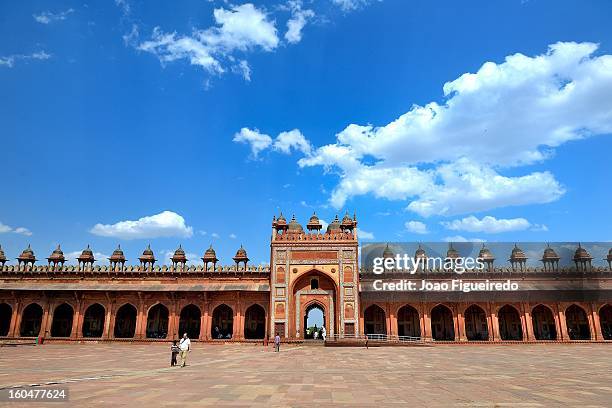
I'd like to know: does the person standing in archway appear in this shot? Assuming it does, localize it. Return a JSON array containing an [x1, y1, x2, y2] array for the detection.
[[274, 333, 281, 352], [321, 326, 327, 341], [179, 333, 191, 367]]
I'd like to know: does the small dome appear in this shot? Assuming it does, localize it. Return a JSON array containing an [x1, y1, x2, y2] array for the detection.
[[509, 244, 527, 262], [171, 245, 187, 262], [233, 245, 249, 262], [309, 213, 320, 223], [139, 244, 156, 262], [81, 245, 93, 256], [326, 215, 341, 233], [174, 245, 185, 256], [275, 212, 287, 228], [18, 244, 36, 261], [573, 243, 592, 261], [202, 244, 218, 262], [0, 245, 6, 262], [109, 245, 126, 262], [382, 243, 394, 259], [414, 244, 427, 260], [287, 214, 304, 233], [446, 243, 460, 260], [78, 245, 96, 263], [478, 244, 495, 262], [541, 244, 560, 261]]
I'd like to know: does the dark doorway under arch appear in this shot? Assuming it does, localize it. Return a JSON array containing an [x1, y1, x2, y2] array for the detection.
[[211, 304, 233, 339], [114, 304, 137, 338], [0, 303, 12, 336], [83, 303, 105, 338], [244, 304, 266, 339], [397, 305, 420, 338], [600, 304, 612, 340], [465, 305, 488, 341], [51, 303, 74, 337], [566, 304, 590, 340], [20, 303, 43, 337], [146, 304, 169, 339], [179, 304, 201, 339], [532, 305, 557, 340], [498, 305, 523, 340], [431, 305, 454, 341], [364, 304, 386, 337]]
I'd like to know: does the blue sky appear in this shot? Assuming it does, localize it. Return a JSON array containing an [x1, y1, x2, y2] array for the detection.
[[1, 0, 611, 266]]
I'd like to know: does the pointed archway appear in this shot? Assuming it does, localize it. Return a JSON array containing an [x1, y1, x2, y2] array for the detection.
[[397, 305, 420, 338], [83, 303, 105, 338], [20, 303, 43, 337], [114, 303, 137, 338], [364, 304, 386, 337], [211, 304, 234, 339], [51, 303, 74, 337], [566, 304, 590, 340], [600, 304, 612, 340], [146, 304, 169, 339], [0, 303, 12, 337], [532, 305, 557, 340], [465, 305, 488, 341], [431, 304, 454, 341], [244, 304, 266, 339], [498, 305, 523, 340], [179, 304, 201, 339]]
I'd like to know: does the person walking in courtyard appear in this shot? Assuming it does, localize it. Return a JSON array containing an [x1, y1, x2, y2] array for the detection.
[[179, 333, 191, 367], [321, 326, 327, 341], [274, 333, 281, 352], [170, 340, 180, 367]]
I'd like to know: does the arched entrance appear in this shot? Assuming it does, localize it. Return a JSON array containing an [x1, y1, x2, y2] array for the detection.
[[600, 304, 612, 340], [532, 305, 557, 340], [465, 305, 488, 341], [364, 304, 386, 337], [304, 303, 325, 339], [292, 270, 337, 339], [431, 304, 454, 341], [245, 304, 266, 339], [51, 303, 74, 337], [566, 304, 590, 340], [211, 304, 233, 339], [20, 303, 43, 337], [146, 304, 169, 339], [83, 303, 105, 338], [498, 305, 523, 340], [0, 303, 12, 336], [178, 304, 201, 339], [114, 303, 137, 338], [397, 305, 420, 338]]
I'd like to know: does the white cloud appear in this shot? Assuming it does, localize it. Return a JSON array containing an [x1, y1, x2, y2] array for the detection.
[[115, 0, 131, 16], [198, 230, 207, 236], [0, 222, 33, 236], [0, 51, 51, 68], [233, 128, 273, 158], [405, 220, 428, 234], [273, 129, 312, 155], [138, 3, 278, 79], [443, 235, 486, 243], [280, 42, 612, 215], [211, 232, 220, 238], [359, 229, 375, 240], [441, 215, 529, 233], [33, 8, 74, 24], [89, 211, 194, 239], [229, 233, 237, 239], [332, 0, 379, 11], [285, 2, 315, 44]]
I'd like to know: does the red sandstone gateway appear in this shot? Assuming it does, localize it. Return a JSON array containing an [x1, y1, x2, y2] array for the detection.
[[0, 216, 611, 343]]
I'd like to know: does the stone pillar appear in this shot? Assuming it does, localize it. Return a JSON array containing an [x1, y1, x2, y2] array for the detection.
[[591, 303, 603, 340], [522, 303, 534, 341], [557, 303, 569, 341], [491, 306, 501, 342], [71, 300, 81, 340], [103, 301, 114, 339], [421, 303, 431, 340], [135, 301, 146, 339], [390, 304, 399, 337], [586, 303, 597, 340], [9, 300, 21, 337], [486, 303, 494, 341], [202, 299, 211, 341], [452, 304, 460, 341], [386, 303, 393, 337], [235, 299, 244, 340], [75, 301, 86, 338], [40, 299, 52, 339], [169, 299, 178, 339], [457, 304, 467, 341]]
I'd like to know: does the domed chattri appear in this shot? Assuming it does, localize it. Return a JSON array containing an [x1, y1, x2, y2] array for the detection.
[[541, 243, 560, 272], [478, 244, 495, 271], [47, 245, 66, 269], [287, 214, 304, 234], [233, 245, 249, 269], [340, 211, 356, 232], [17, 244, 37, 269], [326, 215, 342, 234], [139, 244, 156, 270], [307, 212, 322, 232], [77, 245, 96, 269], [508, 244, 527, 271], [573, 243, 592, 272], [446, 243, 460, 260], [109, 244, 127, 270], [274, 212, 288, 233], [202, 244, 219, 270], [382, 243, 394, 259], [414, 244, 427, 261], [0, 244, 6, 267], [606, 248, 612, 270], [171, 245, 188, 269]]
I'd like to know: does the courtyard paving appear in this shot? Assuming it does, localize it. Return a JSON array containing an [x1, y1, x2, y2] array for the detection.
[[0, 342, 610, 407]]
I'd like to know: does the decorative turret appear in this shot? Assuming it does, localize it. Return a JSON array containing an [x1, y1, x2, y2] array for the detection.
[[307, 212, 322, 232], [202, 244, 219, 271], [340, 211, 355, 232], [573, 243, 592, 272], [139, 244, 156, 270], [478, 244, 495, 271], [541, 243, 560, 272], [607, 248, 612, 270], [0, 245, 6, 267], [233, 245, 249, 269], [414, 244, 427, 265], [382, 243, 394, 259], [109, 245, 126, 270], [508, 244, 527, 271], [17, 244, 36, 270], [274, 212, 288, 233], [287, 214, 304, 234], [47, 245, 66, 269], [171, 245, 188, 270], [77, 244, 96, 269], [326, 215, 341, 234], [445, 243, 460, 268]]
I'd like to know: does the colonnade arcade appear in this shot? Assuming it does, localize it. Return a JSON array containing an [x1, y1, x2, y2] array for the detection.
[[0, 293, 269, 341], [361, 302, 612, 341]]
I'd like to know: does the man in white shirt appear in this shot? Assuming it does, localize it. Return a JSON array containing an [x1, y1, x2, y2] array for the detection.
[[179, 333, 191, 367]]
